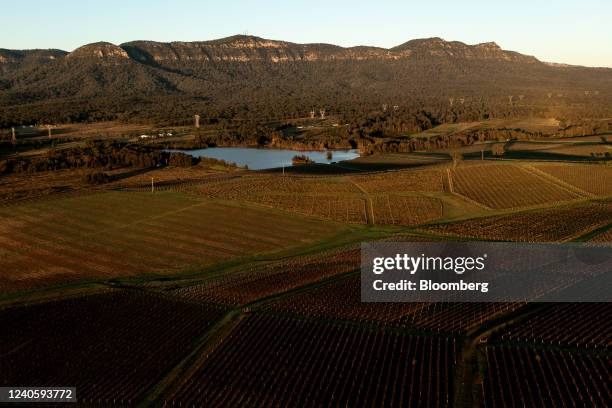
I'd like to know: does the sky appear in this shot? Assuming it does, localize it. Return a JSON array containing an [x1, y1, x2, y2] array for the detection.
[[2, 0, 611, 67]]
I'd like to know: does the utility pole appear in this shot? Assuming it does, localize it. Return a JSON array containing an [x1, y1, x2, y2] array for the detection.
[[11, 127, 16, 145], [47, 125, 52, 139], [194, 114, 200, 128], [481, 148, 484, 161], [151, 177, 154, 193]]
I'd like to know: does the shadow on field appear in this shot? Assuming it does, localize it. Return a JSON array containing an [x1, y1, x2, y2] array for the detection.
[[260, 158, 448, 175]]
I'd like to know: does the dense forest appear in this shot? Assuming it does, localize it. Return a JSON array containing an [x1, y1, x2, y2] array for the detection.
[[0, 140, 216, 176]]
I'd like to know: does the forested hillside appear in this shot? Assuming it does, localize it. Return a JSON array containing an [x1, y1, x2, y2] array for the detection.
[[1, 35, 612, 128]]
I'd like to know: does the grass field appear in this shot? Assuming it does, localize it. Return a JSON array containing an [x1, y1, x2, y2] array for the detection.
[[0, 191, 341, 293]]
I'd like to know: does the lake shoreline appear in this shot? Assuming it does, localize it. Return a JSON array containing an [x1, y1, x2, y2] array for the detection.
[[171, 147, 361, 170]]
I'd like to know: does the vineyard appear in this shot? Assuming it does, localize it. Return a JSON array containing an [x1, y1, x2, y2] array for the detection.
[[262, 275, 425, 325], [534, 163, 612, 196], [351, 167, 446, 193], [0, 290, 226, 406], [175, 175, 370, 223], [482, 346, 610, 407], [187, 174, 361, 199], [174, 246, 360, 305], [372, 194, 444, 226], [145, 171, 452, 225], [164, 313, 458, 408], [254, 193, 367, 223], [0, 191, 339, 292], [450, 164, 580, 209], [492, 303, 612, 347], [422, 201, 612, 242], [590, 228, 612, 242], [263, 275, 525, 334], [1, 149, 611, 406]]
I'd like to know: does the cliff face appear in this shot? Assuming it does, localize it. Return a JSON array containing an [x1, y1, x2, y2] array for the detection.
[[0, 35, 543, 71], [67, 42, 130, 60], [392, 37, 538, 63], [119, 35, 533, 64]]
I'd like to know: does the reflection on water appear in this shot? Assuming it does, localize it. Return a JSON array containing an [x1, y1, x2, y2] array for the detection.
[[173, 147, 360, 170]]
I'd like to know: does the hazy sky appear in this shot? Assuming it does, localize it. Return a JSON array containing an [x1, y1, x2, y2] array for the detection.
[[2, 0, 611, 67]]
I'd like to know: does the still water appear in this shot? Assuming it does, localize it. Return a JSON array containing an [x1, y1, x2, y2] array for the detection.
[[175, 147, 360, 170]]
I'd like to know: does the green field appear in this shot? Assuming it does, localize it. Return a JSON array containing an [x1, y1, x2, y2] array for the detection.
[[0, 191, 344, 295]]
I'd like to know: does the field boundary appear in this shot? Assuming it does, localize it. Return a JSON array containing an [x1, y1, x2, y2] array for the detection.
[[521, 164, 594, 198], [446, 168, 493, 211], [349, 178, 375, 224], [141, 308, 245, 407]]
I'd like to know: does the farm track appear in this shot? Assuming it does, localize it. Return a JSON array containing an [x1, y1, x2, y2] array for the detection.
[[446, 168, 492, 211], [521, 164, 593, 198], [142, 309, 246, 407], [349, 178, 375, 224]]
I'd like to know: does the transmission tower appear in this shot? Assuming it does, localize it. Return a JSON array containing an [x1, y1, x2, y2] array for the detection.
[[319, 108, 326, 119], [194, 114, 200, 128], [310, 110, 315, 119]]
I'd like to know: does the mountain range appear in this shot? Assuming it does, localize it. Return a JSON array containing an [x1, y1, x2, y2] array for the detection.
[[1, 35, 611, 125]]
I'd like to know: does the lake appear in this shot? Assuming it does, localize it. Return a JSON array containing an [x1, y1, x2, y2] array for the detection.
[[173, 147, 360, 170]]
